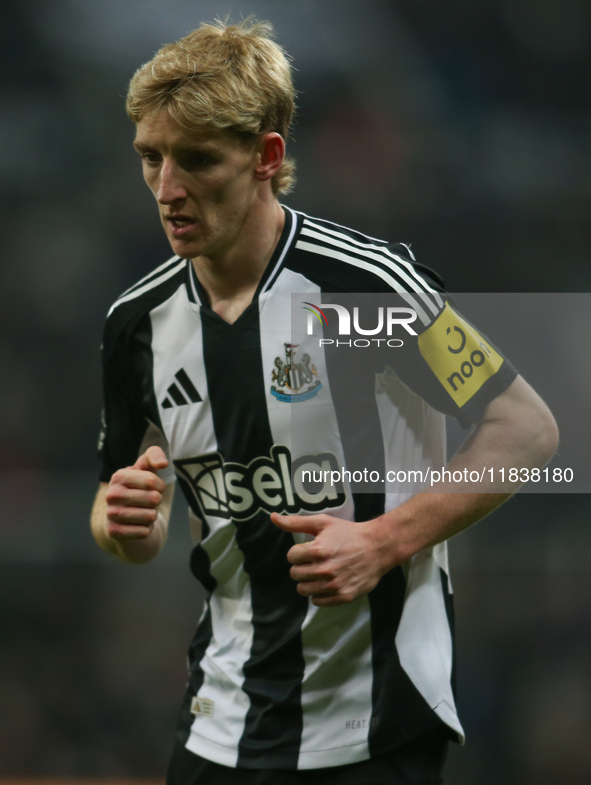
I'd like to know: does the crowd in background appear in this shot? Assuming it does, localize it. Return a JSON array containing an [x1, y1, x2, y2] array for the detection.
[[2, 1, 591, 782]]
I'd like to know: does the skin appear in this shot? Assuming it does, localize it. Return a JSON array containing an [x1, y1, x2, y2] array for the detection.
[[133, 109, 285, 324], [93, 107, 286, 559], [91, 447, 174, 565], [92, 109, 559, 602], [270, 374, 558, 607]]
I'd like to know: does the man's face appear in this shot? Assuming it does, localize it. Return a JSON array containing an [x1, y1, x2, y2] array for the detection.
[[133, 109, 261, 261]]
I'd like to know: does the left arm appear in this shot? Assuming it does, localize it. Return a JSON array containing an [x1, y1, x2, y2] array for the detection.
[[271, 374, 558, 607]]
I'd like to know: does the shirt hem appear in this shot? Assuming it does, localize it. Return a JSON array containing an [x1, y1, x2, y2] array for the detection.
[[184, 707, 462, 770]]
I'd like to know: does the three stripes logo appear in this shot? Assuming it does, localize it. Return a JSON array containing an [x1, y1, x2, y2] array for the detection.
[[162, 368, 202, 409]]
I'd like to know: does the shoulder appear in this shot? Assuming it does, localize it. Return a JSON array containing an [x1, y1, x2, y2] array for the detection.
[[287, 210, 444, 294], [102, 255, 187, 362]]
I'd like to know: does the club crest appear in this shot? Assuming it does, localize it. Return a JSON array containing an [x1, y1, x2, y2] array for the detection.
[[271, 344, 322, 403]]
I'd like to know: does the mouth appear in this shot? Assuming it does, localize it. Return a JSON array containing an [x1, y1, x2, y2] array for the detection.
[[165, 214, 197, 238]]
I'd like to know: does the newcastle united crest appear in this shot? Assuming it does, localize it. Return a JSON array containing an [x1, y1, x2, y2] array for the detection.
[[271, 344, 323, 403]]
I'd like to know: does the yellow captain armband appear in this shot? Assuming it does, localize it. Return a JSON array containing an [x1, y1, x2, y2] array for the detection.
[[418, 303, 504, 408]]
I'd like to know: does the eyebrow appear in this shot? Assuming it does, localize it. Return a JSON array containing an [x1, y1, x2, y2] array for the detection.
[[132, 140, 221, 154]]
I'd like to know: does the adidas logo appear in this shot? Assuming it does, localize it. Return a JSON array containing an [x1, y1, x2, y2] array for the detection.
[[162, 369, 202, 409]]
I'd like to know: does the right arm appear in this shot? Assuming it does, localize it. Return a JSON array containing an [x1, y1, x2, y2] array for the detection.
[[91, 445, 175, 564]]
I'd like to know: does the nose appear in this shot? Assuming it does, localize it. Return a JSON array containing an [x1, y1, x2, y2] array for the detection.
[[156, 158, 187, 204]]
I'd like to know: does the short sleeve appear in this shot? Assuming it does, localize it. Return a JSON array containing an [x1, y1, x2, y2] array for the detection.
[[344, 243, 519, 427], [391, 298, 518, 428], [97, 316, 174, 483]]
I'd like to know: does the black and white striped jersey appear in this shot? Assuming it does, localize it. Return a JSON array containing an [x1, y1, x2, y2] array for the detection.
[[98, 207, 517, 770]]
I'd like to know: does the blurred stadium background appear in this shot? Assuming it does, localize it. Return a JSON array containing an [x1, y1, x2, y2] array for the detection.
[[1, 0, 591, 782]]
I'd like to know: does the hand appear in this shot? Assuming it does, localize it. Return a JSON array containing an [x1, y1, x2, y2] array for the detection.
[[270, 513, 393, 607], [105, 446, 169, 541]]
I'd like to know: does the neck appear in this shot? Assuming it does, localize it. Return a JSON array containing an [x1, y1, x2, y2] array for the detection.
[[192, 199, 285, 320]]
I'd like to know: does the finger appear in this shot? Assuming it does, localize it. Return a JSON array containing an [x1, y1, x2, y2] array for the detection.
[[112, 469, 166, 492], [107, 522, 153, 540], [311, 594, 348, 608], [270, 513, 325, 536], [106, 486, 162, 508], [311, 585, 360, 606], [133, 445, 169, 473], [290, 564, 334, 582], [107, 505, 158, 525], [286, 542, 321, 565], [295, 580, 338, 598]]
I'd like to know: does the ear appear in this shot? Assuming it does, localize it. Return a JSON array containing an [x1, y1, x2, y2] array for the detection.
[[254, 132, 285, 183]]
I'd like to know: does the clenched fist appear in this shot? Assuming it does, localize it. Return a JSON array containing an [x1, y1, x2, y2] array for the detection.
[[270, 512, 395, 607], [105, 446, 169, 541]]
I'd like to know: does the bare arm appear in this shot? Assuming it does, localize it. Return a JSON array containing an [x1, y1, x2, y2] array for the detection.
[[383, 373, 559, 560], [271, 374, 559, 606], [91, 446, 175, 564]]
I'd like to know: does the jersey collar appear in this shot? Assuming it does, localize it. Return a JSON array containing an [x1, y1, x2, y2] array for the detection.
[[185, 206, 300, 307], [257, 205, 299, 296]]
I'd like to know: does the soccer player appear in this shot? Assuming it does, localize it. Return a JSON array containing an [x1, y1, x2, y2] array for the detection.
[[91, 19, 558, 785]]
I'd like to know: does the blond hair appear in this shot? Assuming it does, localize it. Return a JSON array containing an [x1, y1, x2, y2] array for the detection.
[[126, 18, 296, 194]]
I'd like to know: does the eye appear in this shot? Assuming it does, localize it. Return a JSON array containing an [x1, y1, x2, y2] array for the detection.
[[141, 152, 162, 166], [184, 152, 216, 170]]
